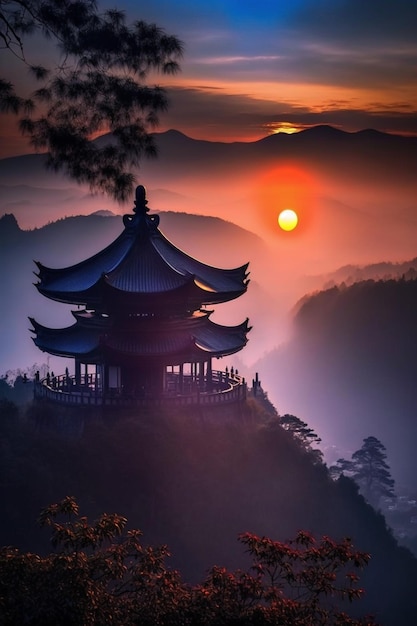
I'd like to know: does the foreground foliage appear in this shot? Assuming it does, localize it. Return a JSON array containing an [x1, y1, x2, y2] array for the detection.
[[0, 497, 377, 625], [0, 0, 183, 200]]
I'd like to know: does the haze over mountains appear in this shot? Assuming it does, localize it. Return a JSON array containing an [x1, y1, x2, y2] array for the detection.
[[2, 126, 416, 317], [1, 125, 416, 495], [254, 277, 417, 491], [1, 125, 416, 242]]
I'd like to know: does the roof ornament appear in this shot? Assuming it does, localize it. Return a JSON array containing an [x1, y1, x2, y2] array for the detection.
[[123, 185, 159, 230], [133, 185, 149, 214]]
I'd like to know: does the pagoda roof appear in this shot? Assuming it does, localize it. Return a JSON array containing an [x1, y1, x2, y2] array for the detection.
[[29, 311, 250, 363], [34, 186, 249, 310]]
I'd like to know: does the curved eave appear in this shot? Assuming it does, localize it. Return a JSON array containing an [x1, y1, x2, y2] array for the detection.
[[198, 284, 248, 306], [35, 283, 102, 307], [152, 229, 250, 292], [193, 317, 250, 357], [35, 273, 195, 308], [29, 318, 101, 359], [34, 228, 134, 294], [35, 263, 248, 310]]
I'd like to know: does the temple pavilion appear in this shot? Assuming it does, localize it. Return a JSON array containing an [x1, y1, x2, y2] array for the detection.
[[30, 186, 251, 409]]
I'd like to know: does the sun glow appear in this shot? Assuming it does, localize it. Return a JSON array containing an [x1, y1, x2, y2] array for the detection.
[[278, 209, 298, 231], [254, 164, 317, 235], [267, 122, 300, 135]]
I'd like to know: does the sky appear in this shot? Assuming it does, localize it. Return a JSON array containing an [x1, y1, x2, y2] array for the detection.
[[1, 0, 417, 157]]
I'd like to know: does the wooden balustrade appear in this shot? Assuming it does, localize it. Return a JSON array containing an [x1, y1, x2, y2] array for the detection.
[[34, 371, 246, 408]]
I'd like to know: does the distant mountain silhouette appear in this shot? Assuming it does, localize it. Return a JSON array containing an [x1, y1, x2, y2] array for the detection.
[[1, 126, 416, 191], [89, 209, 117, 217], [149, 126, 417, 186], [252, 125, 417, 185]]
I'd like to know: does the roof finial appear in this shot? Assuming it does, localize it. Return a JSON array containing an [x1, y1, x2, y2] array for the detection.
[[133, 185, 149, 214]]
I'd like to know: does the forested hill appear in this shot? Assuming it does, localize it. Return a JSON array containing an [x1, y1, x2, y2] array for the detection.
[[1, 398, 417, 625], [301, 257, 417, 294], [255, 278, 417, 490]]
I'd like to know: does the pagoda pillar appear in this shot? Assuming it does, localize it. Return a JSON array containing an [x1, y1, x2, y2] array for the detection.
[[75, 360, 81, 388], [103, 364, 109, 393], [162, 366, 167, 395], [179, 363, 184, 393], [95, 365, 100, 392], [198, 361, 205, 390], [207, 358, 213, 391]]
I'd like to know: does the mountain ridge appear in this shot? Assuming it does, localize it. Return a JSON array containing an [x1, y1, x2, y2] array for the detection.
[[2, 124, 415, 238], [1, 125, 416, 183]]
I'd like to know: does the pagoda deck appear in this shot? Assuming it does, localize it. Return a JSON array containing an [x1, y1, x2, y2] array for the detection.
[[34, 370, 247, 408]]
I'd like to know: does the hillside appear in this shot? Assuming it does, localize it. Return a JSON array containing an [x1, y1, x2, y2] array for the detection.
[[1, 397, 417, 625], [255, 278, 417, 492], [299, 257, 417, 294]]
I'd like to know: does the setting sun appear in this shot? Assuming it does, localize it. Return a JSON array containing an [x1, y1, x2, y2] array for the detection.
[[253, 164, 317, 237], [278, 209, 298, 231]]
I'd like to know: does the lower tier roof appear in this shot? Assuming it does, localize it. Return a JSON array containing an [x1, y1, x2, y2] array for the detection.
[[29, 313, 250, 364]]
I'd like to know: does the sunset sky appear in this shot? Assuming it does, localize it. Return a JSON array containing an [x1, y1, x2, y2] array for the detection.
[[1, 0, 417, 157]]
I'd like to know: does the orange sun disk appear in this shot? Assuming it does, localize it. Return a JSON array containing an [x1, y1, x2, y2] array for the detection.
[[278, 209, 298, 231]]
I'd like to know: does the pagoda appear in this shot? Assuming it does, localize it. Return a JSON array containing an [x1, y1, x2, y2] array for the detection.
[[30, 186, 250, 408]]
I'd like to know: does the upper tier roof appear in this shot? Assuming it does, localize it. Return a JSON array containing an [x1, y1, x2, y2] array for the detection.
[[34, 186, 249, 312]]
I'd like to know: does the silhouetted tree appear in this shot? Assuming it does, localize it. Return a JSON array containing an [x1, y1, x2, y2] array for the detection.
[[0, 0, 183, 201], [329, 458, 356, 481], [0, 368, 34, 404], [331, 436, 395, 508], [280, 413, 323, 462], [0, 497, 378, 625]]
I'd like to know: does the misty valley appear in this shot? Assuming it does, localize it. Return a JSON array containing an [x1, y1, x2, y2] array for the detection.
[[1, 127, 417, 624]]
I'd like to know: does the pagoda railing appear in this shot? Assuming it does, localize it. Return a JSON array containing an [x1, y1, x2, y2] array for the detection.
[[34, 371, 246, 408]]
